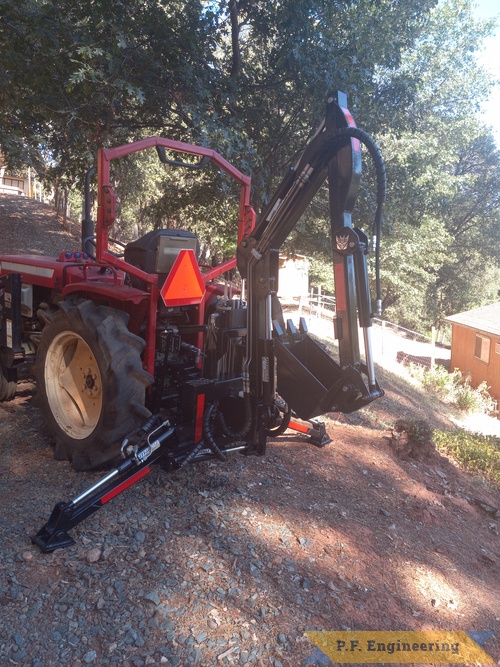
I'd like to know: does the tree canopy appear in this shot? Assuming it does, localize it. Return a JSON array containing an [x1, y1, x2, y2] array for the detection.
[[1, 0, 498, 332]]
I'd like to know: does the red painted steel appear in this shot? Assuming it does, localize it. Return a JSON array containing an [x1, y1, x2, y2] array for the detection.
[[289, 420, 309, 434], [334, 263, 347, 312], [101, 466, 151, 504], [194, 394, 206, 443], [340, 106, 361, 152]]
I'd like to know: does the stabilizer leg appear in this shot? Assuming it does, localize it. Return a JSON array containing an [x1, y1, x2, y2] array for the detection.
[[32, 420, 174, 553], [288, 417, 331, 447]]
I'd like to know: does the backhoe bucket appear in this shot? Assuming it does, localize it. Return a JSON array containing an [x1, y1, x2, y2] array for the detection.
[[275, 334, 381, 420]]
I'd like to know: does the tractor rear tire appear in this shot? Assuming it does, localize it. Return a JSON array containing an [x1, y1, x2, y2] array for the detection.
[[36, 299, 153, 470]]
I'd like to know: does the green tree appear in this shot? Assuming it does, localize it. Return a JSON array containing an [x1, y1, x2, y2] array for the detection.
[[372, 0, 500, 329], [0, 0, 220, 173], [1, 0, 498, 332], [1, 0, 435, 187]]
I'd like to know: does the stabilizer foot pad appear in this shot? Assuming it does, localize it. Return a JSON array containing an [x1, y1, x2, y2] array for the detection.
[[31, 501, 76, 553]]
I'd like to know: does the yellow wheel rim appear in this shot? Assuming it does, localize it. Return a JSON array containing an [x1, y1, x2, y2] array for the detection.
[[45, 331, 103, 439]]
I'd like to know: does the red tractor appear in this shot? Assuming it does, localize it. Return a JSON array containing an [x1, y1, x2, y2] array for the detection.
[[0, 92, 385, 551]]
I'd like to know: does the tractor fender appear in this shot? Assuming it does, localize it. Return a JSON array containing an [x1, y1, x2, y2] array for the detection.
[[62, 282, 149, 304], [61, 283, 150, 336]]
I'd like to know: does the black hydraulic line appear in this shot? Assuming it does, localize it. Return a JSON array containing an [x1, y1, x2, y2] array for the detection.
[[323, 126, 387, 313], [178, 440, 205, 467], [241, 125, 386, 417], [203, 403, 227, 461], [329, 127, 385, 314], [332, 127, 386, 315], [255, 127, 385, 261], [264, 404, 291, 436], [216, 395, 253, 440]]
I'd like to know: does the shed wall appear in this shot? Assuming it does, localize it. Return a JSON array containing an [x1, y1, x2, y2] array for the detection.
[[450, 323, 500, 405]]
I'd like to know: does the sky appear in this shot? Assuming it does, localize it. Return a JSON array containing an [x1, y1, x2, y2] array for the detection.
[[473, 0, 500, 144]]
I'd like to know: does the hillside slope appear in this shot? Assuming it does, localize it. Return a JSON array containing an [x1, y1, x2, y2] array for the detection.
[[0, 193, 79, 256]]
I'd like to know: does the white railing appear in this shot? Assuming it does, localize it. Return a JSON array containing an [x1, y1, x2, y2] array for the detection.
[[280, 294, 451, 371]]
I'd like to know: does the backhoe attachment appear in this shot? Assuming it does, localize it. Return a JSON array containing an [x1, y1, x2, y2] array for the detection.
[[238, 91, 385, 443]]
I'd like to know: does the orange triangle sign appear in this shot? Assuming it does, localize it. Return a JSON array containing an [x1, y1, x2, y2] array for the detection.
[[160, 250, 206, 306]]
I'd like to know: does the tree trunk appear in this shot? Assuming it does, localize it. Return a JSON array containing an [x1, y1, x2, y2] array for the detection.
[[229, 0, 241, 80], [62, 190, 68, 229]]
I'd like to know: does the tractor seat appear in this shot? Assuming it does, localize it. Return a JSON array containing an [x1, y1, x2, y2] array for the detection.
[[124, 229, 200, 289]]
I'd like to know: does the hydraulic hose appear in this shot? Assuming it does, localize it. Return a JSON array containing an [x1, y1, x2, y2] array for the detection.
[[178, 402, 229, 466], [216, 395, 253, 440], [203, 402, 228, 461], [179, 440, 205, 468]]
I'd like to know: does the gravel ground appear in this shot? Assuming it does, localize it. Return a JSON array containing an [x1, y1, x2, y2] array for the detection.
[[2, 377, 499, 667], [0, 386, 355, 667], [1, 194, 499, 666]]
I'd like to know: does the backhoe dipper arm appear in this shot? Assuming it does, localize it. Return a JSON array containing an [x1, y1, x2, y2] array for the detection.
[[237, 91, 385, 450]]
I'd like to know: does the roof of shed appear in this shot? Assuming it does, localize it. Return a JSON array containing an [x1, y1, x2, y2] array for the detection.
[[446, 302, 500, 336]]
